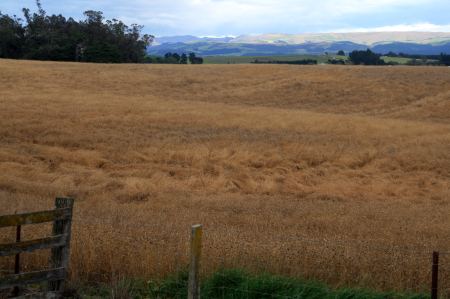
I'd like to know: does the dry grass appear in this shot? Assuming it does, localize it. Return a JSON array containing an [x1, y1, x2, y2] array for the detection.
[[0, 59, 449, 293]]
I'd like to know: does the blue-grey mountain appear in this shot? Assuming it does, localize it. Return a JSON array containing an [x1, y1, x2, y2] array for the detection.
[[148, 32, 450, 56]]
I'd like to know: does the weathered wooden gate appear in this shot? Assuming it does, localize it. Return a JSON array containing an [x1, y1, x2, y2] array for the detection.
[[0, 197, 74, 298]]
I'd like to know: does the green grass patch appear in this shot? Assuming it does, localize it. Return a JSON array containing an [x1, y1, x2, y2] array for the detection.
[[381, 56, 412, 64], [79, 269, 428, 298]]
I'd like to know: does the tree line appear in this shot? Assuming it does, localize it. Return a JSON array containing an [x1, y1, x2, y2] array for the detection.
[[348, 49, 450, 66], [348, 49, 386, 65], [252, 58, 317, 65], [1, 2, 448, 66], [385, 52, 450, 66], [146, 52, 204, 64], [0, 0, 153, 63]]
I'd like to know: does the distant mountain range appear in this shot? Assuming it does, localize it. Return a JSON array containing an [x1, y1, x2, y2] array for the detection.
[[149, 32, 450, 56]]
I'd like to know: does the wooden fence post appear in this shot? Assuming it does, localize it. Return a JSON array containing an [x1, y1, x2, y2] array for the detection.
[[12, 225, 21, 297], [188, 224, 202, 299], [431, 251, 439, 299], [48, 197, 74, 292]]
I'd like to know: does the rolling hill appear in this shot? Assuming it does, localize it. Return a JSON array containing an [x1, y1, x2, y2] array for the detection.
[[149, 32, 450, 56]]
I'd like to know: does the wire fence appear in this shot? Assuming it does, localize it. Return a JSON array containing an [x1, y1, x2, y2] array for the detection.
[[2, 212, 450, 298], [69, 216, 450, 298], [70, 216, 450, 252]]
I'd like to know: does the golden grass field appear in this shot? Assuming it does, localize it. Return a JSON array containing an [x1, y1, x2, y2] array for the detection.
[[0, 59, 449, 293]]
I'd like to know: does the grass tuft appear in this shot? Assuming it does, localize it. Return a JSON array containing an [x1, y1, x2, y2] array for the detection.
[[83, 269, 428, 299]]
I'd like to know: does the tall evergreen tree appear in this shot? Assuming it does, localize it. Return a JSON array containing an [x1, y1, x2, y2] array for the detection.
[[0, 12, 24, 58], [180, 53, 188, 64], [0, 0, 154, 63]]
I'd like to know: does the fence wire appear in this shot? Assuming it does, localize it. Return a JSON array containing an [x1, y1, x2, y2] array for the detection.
[[2, 213, 450, 298], [71, 216, 447, 255]]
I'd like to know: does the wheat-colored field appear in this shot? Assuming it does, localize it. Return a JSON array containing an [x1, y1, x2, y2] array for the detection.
[[0, 59, 449, 293]]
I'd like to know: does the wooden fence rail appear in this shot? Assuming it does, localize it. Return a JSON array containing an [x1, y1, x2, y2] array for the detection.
[[0, 197, 74, 298]]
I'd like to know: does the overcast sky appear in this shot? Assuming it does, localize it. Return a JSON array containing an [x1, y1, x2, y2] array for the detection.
[[2, 0, 450, 36]]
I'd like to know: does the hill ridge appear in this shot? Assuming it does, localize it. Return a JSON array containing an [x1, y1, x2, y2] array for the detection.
[[155, 32, 450, 46]]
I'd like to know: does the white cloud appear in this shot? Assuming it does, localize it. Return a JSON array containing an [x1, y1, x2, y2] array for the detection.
[[120, 0, 445, 35], [335, 23, 450, 33], [3, 0, 450, 35]]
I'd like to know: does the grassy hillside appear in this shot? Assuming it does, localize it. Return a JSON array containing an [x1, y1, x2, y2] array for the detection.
[[231, 32, 450, 46], [203, 54, 347, 64], [203, 54, 419, 64], [206, 54, 450, 65], [381, 56, 412, 64], [203, 54, 443, 65], [0, 60, 449, 294], [148, 34, 450, 57]]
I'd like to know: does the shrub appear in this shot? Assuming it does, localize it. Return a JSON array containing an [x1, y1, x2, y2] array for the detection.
[[349, 49, 385, 65]]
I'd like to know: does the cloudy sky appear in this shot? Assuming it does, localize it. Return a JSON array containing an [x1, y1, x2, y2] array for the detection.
[[2, 0, 450, 36]]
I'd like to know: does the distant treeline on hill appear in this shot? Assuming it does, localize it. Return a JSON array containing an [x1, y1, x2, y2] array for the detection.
[[338, 49, 449, 66], [252, 59, 317, 65], [349, 49, 386, 65], [347, 49, 450, 66], [384, 51, 450, 65], [0, 0, 153, 63], [146, 52, 204, 64], [248, 50, 450, 66], [385, 52, 444, 60]]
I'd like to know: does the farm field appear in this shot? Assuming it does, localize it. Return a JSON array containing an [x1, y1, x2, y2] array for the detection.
[[380, 56, 414, 64], [0, 59, 450, 294], [203, 54, 416, 64]]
